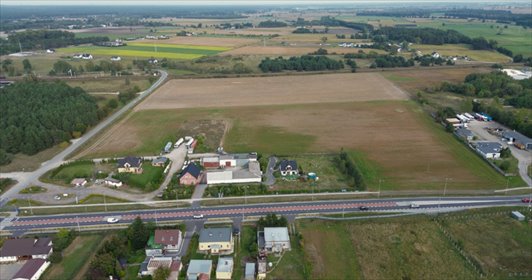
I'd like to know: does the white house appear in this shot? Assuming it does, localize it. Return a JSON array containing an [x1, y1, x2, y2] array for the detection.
[[475, 141, 503, 159], [110, 56, 122, 61], [258, 227, 291, 253], [104, 178, 123, 188], [81, 53, 93, 60]]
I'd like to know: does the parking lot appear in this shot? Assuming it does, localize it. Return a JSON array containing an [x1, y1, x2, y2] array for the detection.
[[0, 261, 26, 280]]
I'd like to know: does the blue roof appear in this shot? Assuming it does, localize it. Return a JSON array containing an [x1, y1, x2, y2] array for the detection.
[[182, 162, 201, 178]]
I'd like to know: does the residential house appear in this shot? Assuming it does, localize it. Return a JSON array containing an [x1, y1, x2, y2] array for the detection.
[[187, 260, 212, 280], [154, 229, 182, 252], [0, 238, 53, 263], [205, 161, 261, 185], [258, 227, 291, 253], [198, 227, 233, 254], [502, 131, 532, 150], [110, 56, 122, 61], [180, 162, 201, 186], [81, 53, 93, 60], [152, 157, 168, 167], [454, 128, 475, 142], [475, 142, 503, 159], [244, 263, 255, 280], [70, 178, 87, 187], [279, 160, 298, 178], [139, 256, 181, 277], [431, 52, 441, 58], [12, 258, 50, 280], [117, 156, 143, 174], [104, 177, 123, 188], [45, 49, 55, 54], [216, 257, 234, 280]]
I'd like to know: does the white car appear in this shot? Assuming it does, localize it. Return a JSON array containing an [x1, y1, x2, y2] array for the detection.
[[193, 214, 204, 219], [410, 203, 420, 208], [106, 217, 120, 223]]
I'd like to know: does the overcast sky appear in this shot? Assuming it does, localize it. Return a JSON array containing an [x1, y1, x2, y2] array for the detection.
[[3, 0, 524, 5]]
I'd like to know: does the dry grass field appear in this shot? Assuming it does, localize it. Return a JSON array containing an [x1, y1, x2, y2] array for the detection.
[[223, 45, 383, 56], [141, 36, 258, 47], [136, 73, 409, 110]]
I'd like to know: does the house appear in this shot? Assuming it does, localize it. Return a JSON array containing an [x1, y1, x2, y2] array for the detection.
[[110, 56, 122, 61], [152, 157, 168, 167], [279, 160, 298, 177], [455, 128, 475, 142], [45, 49, 55, 54], [502, 131, 532, 150], [257, 260, 267, 280], [81, 53, 93, 60], [431, 52, 441, 58], [104, 177, 123, 188], [244, 263, 256, 280], [154, 229, 182, 252], [187, 260, 212, 280], [216, 257, 234, 280], [12, 258, 50, 280], [205, 161, 262, 185], [198, 227, 233, 254], [139, 256, 181, 277], [258, 227, 291, 253], [475, 142, 503, 159], [201, 156, 220, 169], [73, 54, 83, 59], [180, 162, 201, 186], [0, 238, 53, 263], [148, 58, 158, 64], [70, 178, 87, 187], [117, 156, 143, 174]]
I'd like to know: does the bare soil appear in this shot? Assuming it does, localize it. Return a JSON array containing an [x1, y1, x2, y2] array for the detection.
[[136, 73, 409, 111]]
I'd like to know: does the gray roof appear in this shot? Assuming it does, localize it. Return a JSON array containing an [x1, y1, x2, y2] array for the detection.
[[187, 259, 212, 275], [13, 259, 47, 279], [476, 142, 502, 154], [152, 157, 168, 165], [0, 238, 52, 257], [118, 156, 142, 168], [455, 128, 474, 138], [199, 227, 232, 243], [503, 131, 532, 145], [216, 257, 233, 273], [245, 263, 256, 279], [264, 227, 290, 243]]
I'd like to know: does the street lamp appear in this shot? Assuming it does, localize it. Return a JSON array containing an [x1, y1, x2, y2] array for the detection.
[[438, 177, 451, 212], [244, 185, 249, 204]]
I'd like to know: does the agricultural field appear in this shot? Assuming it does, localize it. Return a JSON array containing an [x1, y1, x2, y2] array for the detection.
[[57, 42, 231, 60], [411, 44, 512, 63], [223, 45, 384, 56]]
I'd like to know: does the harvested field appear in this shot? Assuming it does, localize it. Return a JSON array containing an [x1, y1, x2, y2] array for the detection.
[[136, 73, 409, 111], [223, 45, 383, 56], [141, 36, 258, 47]]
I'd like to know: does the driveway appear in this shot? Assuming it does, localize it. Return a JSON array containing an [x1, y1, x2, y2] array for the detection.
[[468, 120, 532, 187], [264, 156, 278, 186]]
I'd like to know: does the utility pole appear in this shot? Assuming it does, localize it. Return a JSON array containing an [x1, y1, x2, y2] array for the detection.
[[104, 194, 107, 212], [378, 179, 383, 198], [76, 216, 81, 232], [27, 198, 33, 215]]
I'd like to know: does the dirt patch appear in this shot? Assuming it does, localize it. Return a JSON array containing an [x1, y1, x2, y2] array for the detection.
[[177, 119, 227, 151], [136, 73, 409, 111], [141, 36, 258, 47], [223, 45, 376, 55]]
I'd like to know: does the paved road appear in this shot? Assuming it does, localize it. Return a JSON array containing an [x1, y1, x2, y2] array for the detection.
[[0, 70, 168, 203], [264, 156, 278, 186], [3, 195, 528, 233]]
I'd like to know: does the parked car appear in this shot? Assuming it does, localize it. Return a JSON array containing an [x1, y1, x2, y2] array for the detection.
[[522, 198, 531, 203], [359, 206, 369, 211]]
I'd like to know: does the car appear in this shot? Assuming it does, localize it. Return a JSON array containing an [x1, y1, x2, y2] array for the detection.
[[193, 214, 204, 219], [106, 217, 120, 223], [359, 206, 369, 211], [54, 195, 61, 200], [522, 198, 531, 203], [410, 203, 420, 208]]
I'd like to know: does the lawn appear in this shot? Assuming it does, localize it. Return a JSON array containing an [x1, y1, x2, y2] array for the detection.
[[19, 186, 47, 194], [0, 178, 16, 195], [57, 42, 231, 60], [114, 162, 165, 192], [43, 234, 105, 280], [43, 160, 117, 186], [411, 43, 511, 63], [267, 237, 310, 280], [233, 225, 257, 280]]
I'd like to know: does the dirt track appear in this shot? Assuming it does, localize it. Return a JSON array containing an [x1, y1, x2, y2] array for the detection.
[[136, 73, 409, 110]]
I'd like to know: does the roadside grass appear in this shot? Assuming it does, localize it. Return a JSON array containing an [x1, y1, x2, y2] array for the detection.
[[0, 178, 16, 195], [0, 143, 68, 172], [43, 234, 105, 280], [297, 219, 360, 279], [411, 43, 511, 63], [267, 237, 309, 280], [19, 186, 47, 194], [65, 77, 152, 93]]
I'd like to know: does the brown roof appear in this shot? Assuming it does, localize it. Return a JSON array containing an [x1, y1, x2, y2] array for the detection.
[[198, 273, 210, 280], [154, 229, 181, 246], [13, 259, 47, 279], [0, 238, 52, 257]]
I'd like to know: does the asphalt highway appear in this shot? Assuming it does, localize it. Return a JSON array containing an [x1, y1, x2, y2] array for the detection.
[[4, 195, 528, 233]]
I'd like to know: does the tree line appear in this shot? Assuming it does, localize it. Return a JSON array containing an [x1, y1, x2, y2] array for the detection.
[[259, 55, 344, 72], [336, 151, 366, 191], [372, 27, 471, 45], [444, 9, 531, 28], [0, 30, 109, 55], [49, 60, 125, 76], [0, 80, 100, 160], [258, 20, 288, 28]]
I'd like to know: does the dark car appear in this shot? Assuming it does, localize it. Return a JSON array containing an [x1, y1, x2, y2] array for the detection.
[[359, 206, 369, 211], [522, 198, 531, 203]]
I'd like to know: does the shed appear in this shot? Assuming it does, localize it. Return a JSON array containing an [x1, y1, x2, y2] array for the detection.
[[244, 262, 256, 280], [511, 211, 525, 221]]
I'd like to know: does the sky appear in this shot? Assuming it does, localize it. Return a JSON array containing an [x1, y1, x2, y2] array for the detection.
[[3, 0, 526, 5]]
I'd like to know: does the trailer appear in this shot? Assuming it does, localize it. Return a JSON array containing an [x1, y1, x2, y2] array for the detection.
[[456, 114, 469, 123], [474, 113, 487, 121], [464, 113, 475, 120], [185, 138, 194, 148], [174, 138, 184, 148], [163, 141, 173, 153], [480, 113, 493, 121]]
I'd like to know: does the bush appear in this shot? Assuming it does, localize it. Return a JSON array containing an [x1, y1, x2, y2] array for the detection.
[[49, 251, 63, 263]]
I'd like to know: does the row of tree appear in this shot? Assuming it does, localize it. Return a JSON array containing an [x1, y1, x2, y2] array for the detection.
[[259, 56, 344, 72], [0, 80, 100, 159], [336, 151, 366, 191], [49, 60, 125, 76], [444, 9, 531, 28], [473, 101, 532, 138], [371, 55, 415, 68], [258, 20, 288, 28], [372, 27, 471, 45]]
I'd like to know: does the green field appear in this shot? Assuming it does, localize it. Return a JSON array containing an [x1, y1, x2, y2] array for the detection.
[[411, 43, 511, 63], [57, 42, 231, 60]]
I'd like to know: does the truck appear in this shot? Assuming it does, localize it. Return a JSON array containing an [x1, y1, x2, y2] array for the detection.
[[163, 141, 172, 153], [174, 137, 184, 148], [464, 113, 475, 120]]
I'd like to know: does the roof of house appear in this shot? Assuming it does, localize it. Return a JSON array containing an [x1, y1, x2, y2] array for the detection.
[[245, 263, 256, 278], [0, 238, 52, 257], [455, 128, 474, 138], [216, 257, 234, 273], [71, 178, 87, 185], [118, 156, 142, 168], [105, 177, 122, 183], [13, 259, 47, 280], [476, 142, 503, 154], [503, 131, 532, 144], [199, 227, 232, 243], [187, 259, 213, 274], [182, 162, 201, 179], [279, 160, 298, 172], [154, 229, 181, 246], [147, 257, 173, 270], [152, 157, 168, 165], [264, 227, 290, 243]]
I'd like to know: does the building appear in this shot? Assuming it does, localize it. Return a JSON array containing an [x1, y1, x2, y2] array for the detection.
[[454, 128, 475, 142], [117, 156, 143, 173], [511, 211, 525, 221], [201, 156, 220, 169], [110, 56, 122, 61], [502, 131, 532, 150], [206, 161, 262, 185], [502, 69, 532, 80], [431, 52, 441, 58], [244, 262, 256, 280], [279, 160, 298, 177], [154, 229, 182, 252], [475, 142, 503, 159], [70, 178, 87, 187], [198, 227, 233, 254], [12, 258, 50, 280], [0, 238, 53, 263], [152, 157, 168, 167], [257, 260, 267, 280], [139, 256, 181, 277], [187, 260, 212, 280], [45, 49, 55, 54], [180, 162, 201, 186], [104, 177, 122, 188], [258, 227, 291, 253], [216, 257, 234, 280], [81, 53, 93, 60]]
